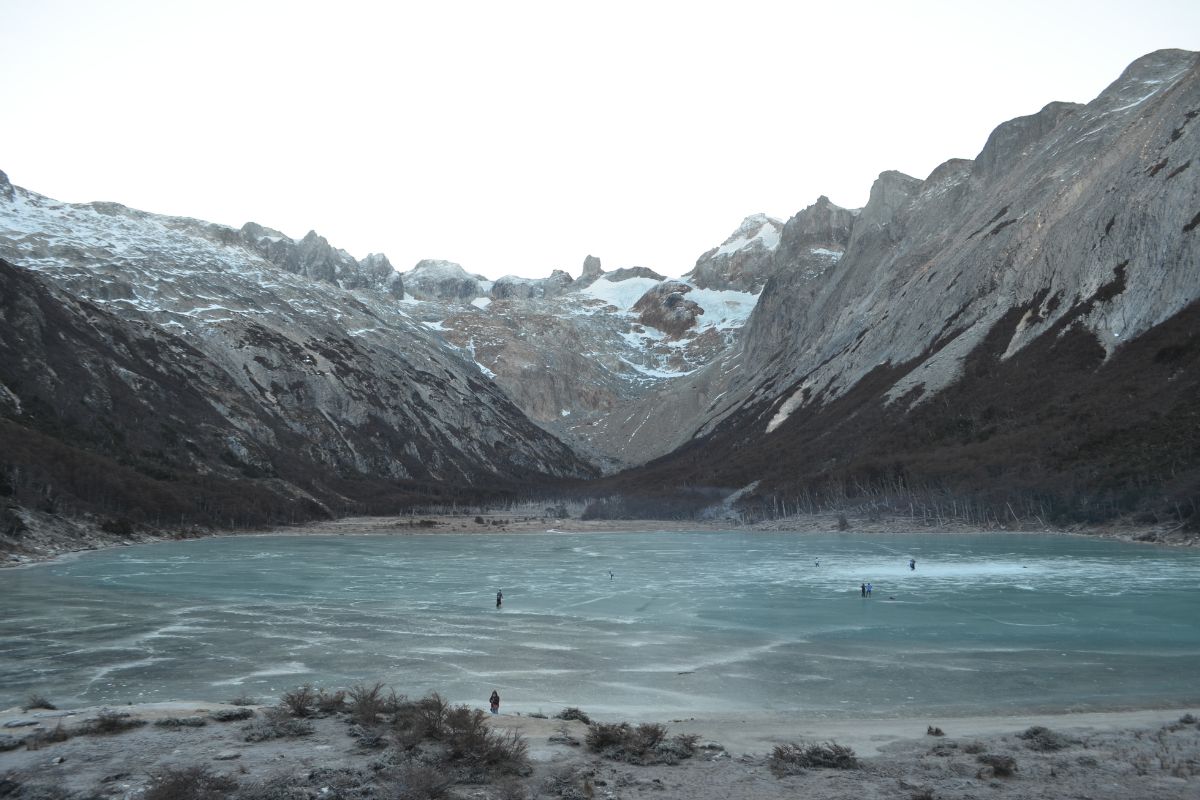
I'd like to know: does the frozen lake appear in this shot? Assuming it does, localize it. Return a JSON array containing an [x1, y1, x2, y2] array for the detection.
[[2, 530, 1199, 718]]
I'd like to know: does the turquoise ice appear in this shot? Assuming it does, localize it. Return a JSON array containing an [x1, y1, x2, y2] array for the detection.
[[1, 531, 1198, 718]]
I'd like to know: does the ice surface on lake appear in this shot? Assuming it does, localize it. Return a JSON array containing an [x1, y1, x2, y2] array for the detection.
[[2, 531, 1198, 718]]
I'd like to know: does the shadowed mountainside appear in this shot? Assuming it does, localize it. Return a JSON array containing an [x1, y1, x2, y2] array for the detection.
[[593, 50, 1200, 528]]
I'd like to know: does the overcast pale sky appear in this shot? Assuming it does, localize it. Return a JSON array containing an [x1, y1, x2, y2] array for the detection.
[[2, 0, 1198, 280]]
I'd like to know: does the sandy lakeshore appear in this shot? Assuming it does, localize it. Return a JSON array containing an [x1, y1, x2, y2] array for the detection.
[[2, 701, 1198, 799]]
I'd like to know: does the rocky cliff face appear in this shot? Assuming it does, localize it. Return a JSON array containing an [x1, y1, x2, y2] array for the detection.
[[606, 49, 1200, 525]]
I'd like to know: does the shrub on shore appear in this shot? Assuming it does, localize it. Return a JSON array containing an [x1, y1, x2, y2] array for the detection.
[[82, 709, 147, 735], [347, 681, 389, 725], [386, 693, 530, 777], [243, 707, 314, 742], [25, 722, 70, 750], [769, 741, 859, 775], [976, 753, 1018, 777], [1017, 725, 1073, 751], [155, 716, 207, 728], [585, 721, 698, 765], [211, 707, 255, 722], [22, 693, 56, 711], [555, 707, 592, 724], [280, 685, 317, 718], [143, 765, 236, 800]]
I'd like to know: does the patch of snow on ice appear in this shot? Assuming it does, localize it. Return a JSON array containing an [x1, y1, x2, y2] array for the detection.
[[560, 409, 571, 417], [685, 286, 761, 329], [619, 327, 667, 350], [620, 357, 695, 379], [471, 297, 492, 310], [581, 276, 661, 312], [810, 248, 843, 260]]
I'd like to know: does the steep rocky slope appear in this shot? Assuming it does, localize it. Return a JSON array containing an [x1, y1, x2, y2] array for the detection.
[[0, 182, 597, 529], [603, 49, 1200, 525]]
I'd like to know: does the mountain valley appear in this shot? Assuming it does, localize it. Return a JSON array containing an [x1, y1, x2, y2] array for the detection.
[[1, 49, 1198, 549]]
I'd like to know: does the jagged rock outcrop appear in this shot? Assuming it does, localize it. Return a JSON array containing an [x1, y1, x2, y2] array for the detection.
[[581, 254, 604, 281], [402, 259, 486, 302], [237, 223, 399, 292], [603, 266, 666, 283], [684, 213, 783, 292], [360, 253, 404, 297], [605, 49, 1200, 525], [491, 269, 574, 300], [632, 281, 703, 338]]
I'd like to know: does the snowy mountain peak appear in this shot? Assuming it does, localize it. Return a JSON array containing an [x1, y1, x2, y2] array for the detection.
[[684, 214, 784, 292]]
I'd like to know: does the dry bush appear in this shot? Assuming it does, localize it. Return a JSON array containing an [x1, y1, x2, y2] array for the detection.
[[25, 722, 70, 750], [443, 705, 492, 761], [585, 721, 697, 765], [211, 707, 255, 722], [443, 706, 530, 774], [243, 707, 314, 742], [555, 707, 592, 724], [976, 753, 1018, 776], [926, 725, 945, 737], [769, 741, 859, 775], [392, 693, 449, 749], [82, 709, 147, 735], [280, 684, 317, 718], [1180, 713, 1197, 725], [228, 692, 257, 706], [154, 716, 207, 728], [348, 682, 388, 725], [348, 722, 388, 749], [385, 764, 453, 800], [415, 692, 450, 737], [315, 687, 347, 714], [1017, 725, 1073, 752], [22, 693, 56, 711], [143, 765, 237, 800]]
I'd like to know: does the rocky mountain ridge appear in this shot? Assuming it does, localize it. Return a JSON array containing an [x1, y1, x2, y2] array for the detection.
[[0, 179, 599, 530], [602, 49, 1200, 527]]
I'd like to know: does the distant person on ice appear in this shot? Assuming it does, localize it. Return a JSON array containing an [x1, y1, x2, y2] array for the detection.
[[489, 689, 500, 714], [909, 558, 916, 571], [496, 590, 503, 608], [861, 583, 866, 597]]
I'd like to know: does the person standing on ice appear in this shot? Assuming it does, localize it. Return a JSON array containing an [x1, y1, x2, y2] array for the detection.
[[496, 589, 503, 608], [489, 689, 500, 714]]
